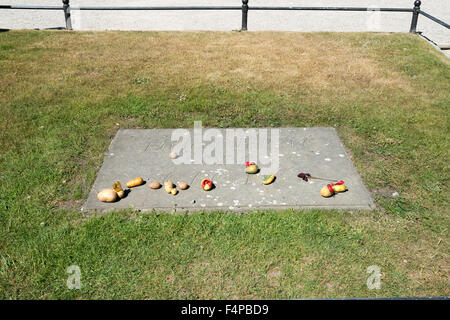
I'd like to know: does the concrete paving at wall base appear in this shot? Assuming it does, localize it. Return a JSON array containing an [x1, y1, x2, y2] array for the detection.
[[82, 128, 375, 213]]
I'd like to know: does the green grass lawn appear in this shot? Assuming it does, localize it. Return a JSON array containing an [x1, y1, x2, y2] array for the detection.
[[0, 30, 448, 299]]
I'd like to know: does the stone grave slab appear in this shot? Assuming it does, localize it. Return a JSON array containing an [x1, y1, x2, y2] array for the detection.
[[83, 128, 375, 212]]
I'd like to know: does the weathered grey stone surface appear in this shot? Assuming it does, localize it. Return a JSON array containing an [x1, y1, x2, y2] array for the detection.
[[83, 127, 375, 212]]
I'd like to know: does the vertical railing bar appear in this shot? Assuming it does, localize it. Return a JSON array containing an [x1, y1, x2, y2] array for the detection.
[[62, 0, 72, 30], [409, 0, 421, 33], [242, 0, 248, 31]]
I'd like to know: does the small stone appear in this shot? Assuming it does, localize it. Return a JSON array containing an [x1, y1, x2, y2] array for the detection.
[[191, 200, 196, 204], [392, 192, 399, 197]]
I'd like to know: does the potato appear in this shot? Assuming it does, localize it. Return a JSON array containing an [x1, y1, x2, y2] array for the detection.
[[178, 182, 189, 190], [263, 174, 275, 185], [126, 177, 144, 188], [320, 185, 334, 198], [164, 181, 174, 193], [149, 182, 161, 189], [201, 178, 213, 191], [116, 190, 124, 198], [112, 181, 125, 198], [169, 152, 178, 159], [245, 164, 259, 174], [164, 181, 174, 187], [171, 188, 178, 195], [97, 189, 118, 203], [332, 185, 347, 193]]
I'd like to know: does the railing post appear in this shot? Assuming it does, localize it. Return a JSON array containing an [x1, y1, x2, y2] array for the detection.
[[241, 0, 249, 31], [62, 0, 72, 30], [409, 0, 421, 33]]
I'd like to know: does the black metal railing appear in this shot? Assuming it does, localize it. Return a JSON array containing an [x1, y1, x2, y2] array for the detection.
[[0, 0, 448, 34]]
